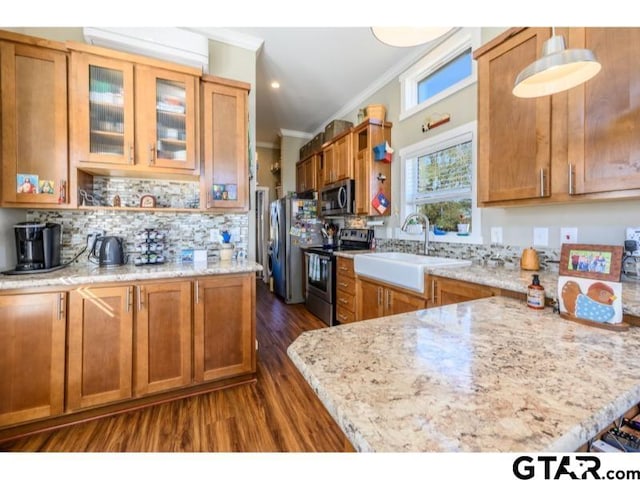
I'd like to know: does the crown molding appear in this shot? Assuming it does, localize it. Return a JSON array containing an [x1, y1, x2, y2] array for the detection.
[[279, 129, 313, 140], [312, 28, 462, 136], [256, 141, 280, 149], [185, 27, 264, 53]]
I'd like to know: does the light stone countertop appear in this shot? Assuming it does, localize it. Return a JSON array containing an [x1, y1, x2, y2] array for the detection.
[[288, 295, 640, 452], [0, 260, 263, 291], [334, 251, 640, 317]]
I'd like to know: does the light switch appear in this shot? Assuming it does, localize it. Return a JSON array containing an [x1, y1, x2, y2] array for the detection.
[[560, 227, 578, 244], [533, 227, 549, 247], [490, 227, 503, 245]]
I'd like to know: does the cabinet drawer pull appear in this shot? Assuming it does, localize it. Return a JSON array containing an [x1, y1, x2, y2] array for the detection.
[[339, 298, 348, 304], [339, 282, 349, 288], [338, 313, 347, 321]]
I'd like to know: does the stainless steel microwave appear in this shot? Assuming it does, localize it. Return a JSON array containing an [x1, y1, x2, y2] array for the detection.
[[320, 179, 354, 216]]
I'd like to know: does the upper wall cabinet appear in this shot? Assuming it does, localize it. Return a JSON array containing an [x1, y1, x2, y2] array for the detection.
[[0, 34, 69, 207], [322, 129, 352, 187], [475, 28, 553, 206], [567, 28, 640, 197], [475, 27, 640, 207], [200, 75, 250, 211], [68, 43, 200, 181]]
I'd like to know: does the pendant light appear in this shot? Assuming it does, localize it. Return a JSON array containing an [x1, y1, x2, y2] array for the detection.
[[371, 27, 453, 47], [512, 28, 601, 98]]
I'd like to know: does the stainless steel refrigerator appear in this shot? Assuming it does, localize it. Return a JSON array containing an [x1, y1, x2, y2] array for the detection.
[[270, 197, 322, 304]]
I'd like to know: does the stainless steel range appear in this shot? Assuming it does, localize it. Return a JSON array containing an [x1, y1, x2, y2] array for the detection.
[[304, 228, 374, 326]]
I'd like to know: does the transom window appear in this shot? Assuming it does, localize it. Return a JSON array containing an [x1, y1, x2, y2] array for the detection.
[[399, 28, 480, 121]]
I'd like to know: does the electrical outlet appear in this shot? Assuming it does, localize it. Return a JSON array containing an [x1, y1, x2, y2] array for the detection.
[[533, 227, 549, 247], [490, 227, 503, 245], [210, 228, 220, 242], [560, 227, 578, 244]]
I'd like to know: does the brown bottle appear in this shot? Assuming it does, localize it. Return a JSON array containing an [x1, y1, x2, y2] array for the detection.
[[527, 274, 545, 310]]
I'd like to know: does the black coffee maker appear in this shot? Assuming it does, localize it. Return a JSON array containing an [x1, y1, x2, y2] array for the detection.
[[13, 222, 62, 272]]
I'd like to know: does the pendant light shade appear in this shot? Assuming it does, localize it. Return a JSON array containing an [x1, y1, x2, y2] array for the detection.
[[371, 27, 452, 47], [513, 34, 601, 98]]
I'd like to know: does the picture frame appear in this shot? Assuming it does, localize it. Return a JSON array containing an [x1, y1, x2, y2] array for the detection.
[[559, 243, 623, 282], [139, 195, 156, 208]]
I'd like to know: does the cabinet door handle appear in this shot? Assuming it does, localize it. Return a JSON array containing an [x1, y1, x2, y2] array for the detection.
[[386, 289, 391, 310], [148, 143, 155, 165], [539, 168, 547, 197], [377, 287, 382, 306], [58, 293, 65, 320], [129, 144, 134, 164], [138, 285, 145, 311], [126, 286, 133, 312], [568, 162, 575, 195], [431, 279, 437, 304], [195, 280, 199, 304]]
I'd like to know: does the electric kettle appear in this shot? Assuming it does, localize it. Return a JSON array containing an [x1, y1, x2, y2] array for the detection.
[[520, 247, 540, 271], [90, 235, 127, 267]]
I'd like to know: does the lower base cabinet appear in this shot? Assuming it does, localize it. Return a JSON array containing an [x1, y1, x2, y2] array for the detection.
[[430, 276, 499, 307], [357, 277, 427, 321], [134, 280, 192, 396], [194, 274, 256, 382], [67, 285, 134, 411], [0, 292, 66, 427], [0, 272, 256, 438]]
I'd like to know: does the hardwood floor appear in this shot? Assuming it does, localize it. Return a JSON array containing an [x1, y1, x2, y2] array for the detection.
[[0, 280, 346, 452]]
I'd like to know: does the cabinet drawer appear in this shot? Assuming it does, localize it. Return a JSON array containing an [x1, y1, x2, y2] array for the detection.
[[336, 276, 356, 294], [336, 257, 355, 278], [336, 290, 356, 313], [336, 305, 356, 324]]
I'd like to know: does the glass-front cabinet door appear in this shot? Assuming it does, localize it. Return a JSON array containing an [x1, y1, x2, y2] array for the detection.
[[70, 52, 135, 165], [135, 65, 197, 172]]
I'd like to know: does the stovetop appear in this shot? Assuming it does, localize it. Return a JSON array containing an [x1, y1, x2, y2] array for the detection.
[[307, 228, 374, 256]]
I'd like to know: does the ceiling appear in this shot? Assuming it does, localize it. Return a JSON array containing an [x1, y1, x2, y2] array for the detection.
[[195, 27, 446, 147]]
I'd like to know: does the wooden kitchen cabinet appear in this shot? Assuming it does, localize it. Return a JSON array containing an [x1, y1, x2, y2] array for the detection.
[[475, 27, 640, 206], [134, 280, 192, 396], [322, 129, 352, 187], [296, 154, 319, 193], [353, 119, 392, 215], [68, 44, 200, 184], [336, 256, 357, 324], [0, 292, 66, 427], [357, 277, 427, 321], [201, 75, 250, 211], [67, 285, 134, 411], [475, 27, 553, 205], [0, 33, 69, 207], [567, 28, 640, 197], [430, 275, 499, 307], [194, 274, 256, 382]]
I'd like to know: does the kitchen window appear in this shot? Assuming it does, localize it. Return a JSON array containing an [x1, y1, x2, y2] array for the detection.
[[400, 121, 481, 244], [399, 28, 480, 121]]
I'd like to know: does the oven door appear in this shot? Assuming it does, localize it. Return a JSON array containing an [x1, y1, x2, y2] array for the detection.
[[305, 252, 333, 303]]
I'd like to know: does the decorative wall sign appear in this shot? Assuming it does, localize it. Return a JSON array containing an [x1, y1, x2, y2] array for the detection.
[[557, 243, 627, 331], [139, 195, 157, 208]]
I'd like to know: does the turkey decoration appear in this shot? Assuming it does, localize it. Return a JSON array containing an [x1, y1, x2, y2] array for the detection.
[[558, 276, 623, 325]]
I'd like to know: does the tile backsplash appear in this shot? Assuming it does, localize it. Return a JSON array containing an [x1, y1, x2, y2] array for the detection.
[[28, 209, 248, 265]]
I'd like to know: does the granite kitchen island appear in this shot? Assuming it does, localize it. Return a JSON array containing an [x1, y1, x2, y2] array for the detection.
[[288, 296, 640, 452]]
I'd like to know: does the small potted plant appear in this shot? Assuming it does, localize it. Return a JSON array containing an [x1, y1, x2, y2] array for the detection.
[[457, 214, 470, 235], [219, 229, 234, 261]]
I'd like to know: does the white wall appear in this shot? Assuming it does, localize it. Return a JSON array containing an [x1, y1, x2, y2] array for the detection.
[[280, 135, 306, 196]]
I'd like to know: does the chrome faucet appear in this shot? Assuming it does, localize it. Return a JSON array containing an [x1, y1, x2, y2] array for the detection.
[[401, 212, 430, 255]]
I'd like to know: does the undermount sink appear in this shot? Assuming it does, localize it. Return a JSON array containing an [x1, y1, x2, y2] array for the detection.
[[354, 252, 472, 292]]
